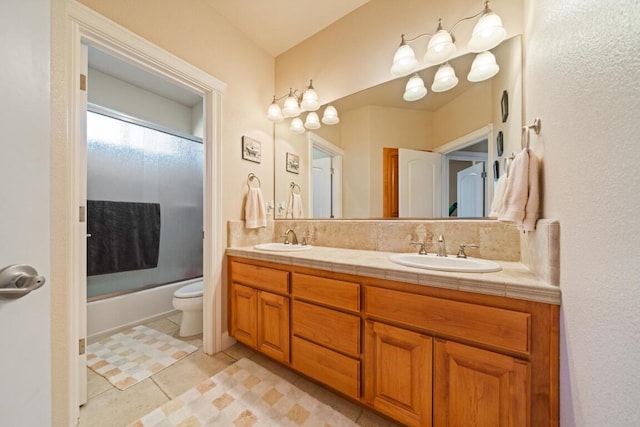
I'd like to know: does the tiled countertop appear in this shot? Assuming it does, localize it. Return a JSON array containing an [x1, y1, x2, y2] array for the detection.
[[226, 245, 561, 305]]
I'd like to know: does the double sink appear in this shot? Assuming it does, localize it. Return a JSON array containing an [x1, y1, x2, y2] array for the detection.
[[254, 243, 501, 273]]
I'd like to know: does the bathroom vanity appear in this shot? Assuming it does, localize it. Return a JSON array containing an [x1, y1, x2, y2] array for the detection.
[[226, 245, 559, 426]]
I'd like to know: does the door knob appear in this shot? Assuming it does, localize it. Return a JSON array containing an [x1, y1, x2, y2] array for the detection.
[[0, 264, 46, 299]]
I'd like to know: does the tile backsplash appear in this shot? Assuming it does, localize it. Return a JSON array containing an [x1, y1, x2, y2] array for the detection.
[[228, 218, 560, 286]]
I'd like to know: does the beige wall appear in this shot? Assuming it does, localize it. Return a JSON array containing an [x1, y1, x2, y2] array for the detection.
[[431, 82, 492, 147], [524, 0, 640, 424]]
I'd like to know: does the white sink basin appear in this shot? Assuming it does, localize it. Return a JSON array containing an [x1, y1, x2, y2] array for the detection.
[[254, 243, 313, 252], [389, 253, 501, 273]]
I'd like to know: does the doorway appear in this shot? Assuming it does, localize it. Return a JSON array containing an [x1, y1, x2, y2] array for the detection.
[[65, 4, 225, 416], [307, 132, 343, 218]]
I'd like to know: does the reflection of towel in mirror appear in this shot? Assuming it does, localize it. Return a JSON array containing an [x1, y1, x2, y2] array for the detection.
[[489, 174, 508, 217], [498, 148, 539, 231], [285, 192, 303, 218], [245, 187, 267, 228]]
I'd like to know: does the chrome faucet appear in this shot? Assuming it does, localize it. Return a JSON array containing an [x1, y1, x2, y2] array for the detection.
[[283, 228, 299, 245], [457, 243, 479, 258], [410, 241, 427, 255], [436, 234, 447, 257]]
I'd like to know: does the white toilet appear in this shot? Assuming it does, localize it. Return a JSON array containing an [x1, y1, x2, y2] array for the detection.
[[172, 281, 203, 336]]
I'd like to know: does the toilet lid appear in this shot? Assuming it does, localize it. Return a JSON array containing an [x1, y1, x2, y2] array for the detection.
[[174, 282, 203, 298]]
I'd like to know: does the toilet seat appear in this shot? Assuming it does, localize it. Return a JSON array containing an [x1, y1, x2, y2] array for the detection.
[[174, 282, 203, 298]]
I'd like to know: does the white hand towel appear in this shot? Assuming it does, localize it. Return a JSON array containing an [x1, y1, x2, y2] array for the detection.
[[489, 173, 508, 217], [244, 187, 267, 229], [285, 192, 304, 219], [498, 148, 540, 231]]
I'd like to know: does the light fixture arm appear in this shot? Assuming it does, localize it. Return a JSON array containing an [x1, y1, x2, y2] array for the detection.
[[401, 1, 493, 45], [448, 1, 489, 35]]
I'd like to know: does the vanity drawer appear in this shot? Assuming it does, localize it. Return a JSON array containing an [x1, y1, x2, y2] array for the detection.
[[365, 286, 531, 354], [230, 261, 289, 294], [292, 336, 360, 399], [292, 300, 360, 356], [291, 272, 360, 312]]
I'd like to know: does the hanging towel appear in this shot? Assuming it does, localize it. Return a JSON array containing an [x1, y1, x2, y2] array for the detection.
[[498, 148, 540, 231], [245, 187, 267, 229], [285, 191, 304, 218], [489, 174, 508, 217], [87, 200, 161, 275]]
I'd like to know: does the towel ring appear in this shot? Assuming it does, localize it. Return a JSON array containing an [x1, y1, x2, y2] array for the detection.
[[504, 153, 516, 177], [290, 182, 301, 194], [247, 173, 261, 189]]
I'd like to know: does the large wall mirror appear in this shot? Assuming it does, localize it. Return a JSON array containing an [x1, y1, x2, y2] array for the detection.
[[274, 35, 522, 220]]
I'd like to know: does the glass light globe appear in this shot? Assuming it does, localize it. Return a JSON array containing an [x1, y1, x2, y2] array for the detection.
[[403, 74, 427, 102], [290, 117, 305, 134], [282, 91, 300, 117], [467, 51, 500, 82], [431, 63, 459, 92], [391, 44, 419, 77], [425, 29, 456, 64], [321, 105, 340, 125], [468, 12, 507, 52], [304, 112, 321, 129], [300, 83, 320, 111], [267, 101, 284, 122]]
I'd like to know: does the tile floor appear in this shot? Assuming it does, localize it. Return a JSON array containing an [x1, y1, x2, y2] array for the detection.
[[79, 314, 400, 426]]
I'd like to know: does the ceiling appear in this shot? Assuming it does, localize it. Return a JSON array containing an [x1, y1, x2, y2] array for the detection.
[[88, 1, 370, 108], [202, 0, 371, 56]]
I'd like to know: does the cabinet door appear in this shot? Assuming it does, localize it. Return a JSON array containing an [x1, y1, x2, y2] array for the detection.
[[364, 321, 432, 427], [258, 291, 290, 363], [230, 283, 257, 348], [434, 339, 530, 427]]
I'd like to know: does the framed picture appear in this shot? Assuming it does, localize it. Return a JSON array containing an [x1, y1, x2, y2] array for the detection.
[[493, 160, 500, 179], [286, 152, 299, 174], [501, 90, 509, 123], [242, 136, 261, 163], [497, 131, 504, 157]]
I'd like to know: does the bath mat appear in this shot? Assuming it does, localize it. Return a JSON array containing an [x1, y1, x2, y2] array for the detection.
[[87, 325, 198, 390], [128, 357, 358, 426]]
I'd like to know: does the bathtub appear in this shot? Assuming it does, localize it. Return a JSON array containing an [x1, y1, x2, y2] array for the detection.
[[87, 277, 202, 339]]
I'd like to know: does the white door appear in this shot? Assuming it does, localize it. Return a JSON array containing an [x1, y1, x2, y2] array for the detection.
[[399, 149, 442, 217], [312, 156, 332, 218], [0, 1, 52, 425], [457, 162, 485, 217]]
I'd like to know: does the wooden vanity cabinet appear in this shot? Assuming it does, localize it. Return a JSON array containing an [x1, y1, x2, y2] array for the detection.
[[229, 261, 290, 363], [364, 321, 432, 427], [433, 339, 530, 426], [227, 256, 559, 426], [290, 273, 361, 399]]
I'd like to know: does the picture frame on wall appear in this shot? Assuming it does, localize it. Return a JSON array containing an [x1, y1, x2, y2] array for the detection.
[[501, 90, 509, 123], [241, 136, 261, 163], [497, 131, 504, 157], [286, 152, 299, 174]]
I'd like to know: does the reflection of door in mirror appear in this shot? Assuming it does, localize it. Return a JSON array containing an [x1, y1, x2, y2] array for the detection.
[[383, 148, 444, 218], [457, 162, 485, 217], [309, 133, 343, 218], [443, 138, 489, 217]]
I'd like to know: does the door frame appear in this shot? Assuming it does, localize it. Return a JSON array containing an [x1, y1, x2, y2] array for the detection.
[[62, 1, 226, 420], [435, 125, 494, 217], [307, 132, 343, 218]]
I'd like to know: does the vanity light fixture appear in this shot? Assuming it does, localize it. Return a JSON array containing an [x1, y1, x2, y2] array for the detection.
[[267, 80, 339, 133], [390, 1, 506, 98]]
